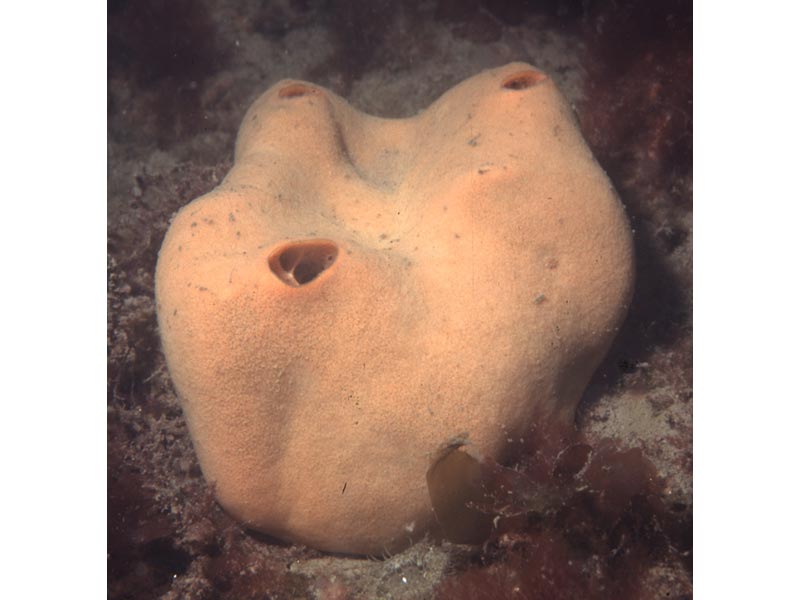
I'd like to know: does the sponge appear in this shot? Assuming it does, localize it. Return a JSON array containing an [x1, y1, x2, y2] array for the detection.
[[155, 62, 634, 555]]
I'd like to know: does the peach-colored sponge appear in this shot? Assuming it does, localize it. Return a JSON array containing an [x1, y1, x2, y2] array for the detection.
[[155, 62, 634, 555]]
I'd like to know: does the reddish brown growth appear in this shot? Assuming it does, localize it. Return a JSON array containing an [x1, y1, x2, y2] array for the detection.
[[578, 0, 692, 192], [433, 416, 691, 600]]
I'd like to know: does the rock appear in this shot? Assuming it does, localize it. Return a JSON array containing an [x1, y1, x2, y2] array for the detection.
[[155, 62, 634, 555]]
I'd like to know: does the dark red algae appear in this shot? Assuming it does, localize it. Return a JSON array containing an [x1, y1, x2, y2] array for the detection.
[[433, 419, 691, 600]]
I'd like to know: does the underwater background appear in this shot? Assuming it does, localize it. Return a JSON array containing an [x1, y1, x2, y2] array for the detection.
[[108, 1, 692, 598]]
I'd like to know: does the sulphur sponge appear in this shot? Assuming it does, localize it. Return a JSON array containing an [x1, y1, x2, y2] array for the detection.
[[155, 62, 634, 555]]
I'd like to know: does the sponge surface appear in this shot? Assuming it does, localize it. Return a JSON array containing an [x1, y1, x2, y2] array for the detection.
[[155, 62, 634, 555]]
